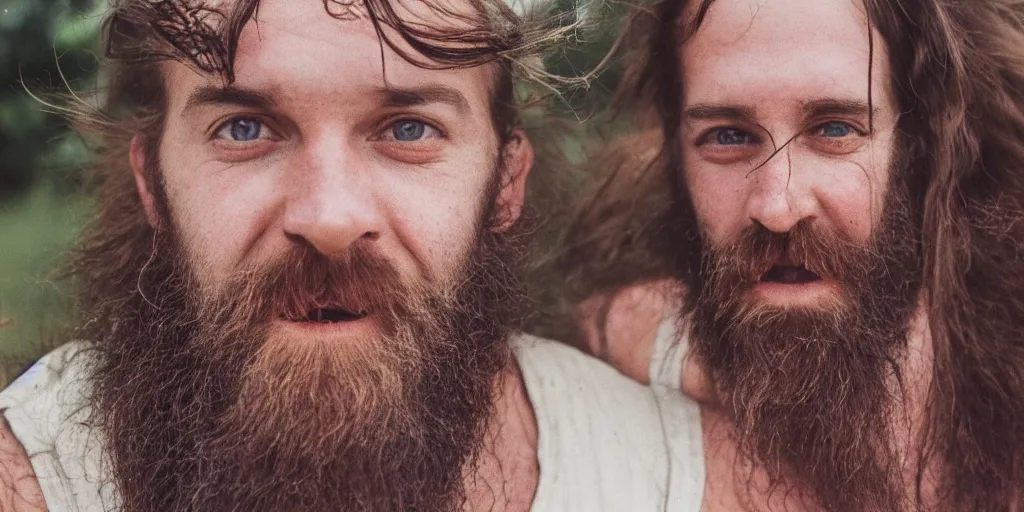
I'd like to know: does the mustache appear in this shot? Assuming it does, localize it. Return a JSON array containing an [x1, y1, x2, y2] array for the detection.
[[199, 243, 415, 326], [714, 220, 873, 284]]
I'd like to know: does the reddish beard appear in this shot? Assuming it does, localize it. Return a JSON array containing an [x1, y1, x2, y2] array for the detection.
[[84, 197, 528, 511], [682, 181, 923, 511]]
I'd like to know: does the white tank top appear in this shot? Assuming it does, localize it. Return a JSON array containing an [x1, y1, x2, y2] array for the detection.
[[649, 314, 707, 511], [0, 334, 704, 511]]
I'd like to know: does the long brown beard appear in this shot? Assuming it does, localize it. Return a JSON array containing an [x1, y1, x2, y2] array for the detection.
[[79, 182, 528, 511], [684, 180, 923, 512]]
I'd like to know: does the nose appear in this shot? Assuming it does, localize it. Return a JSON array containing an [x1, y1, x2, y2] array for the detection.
[[744, 148, 820, 233], [282, 139, 384, 256]]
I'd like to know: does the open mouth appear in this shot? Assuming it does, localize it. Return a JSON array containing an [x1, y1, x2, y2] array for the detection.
[[285, 307, 368, 323], [761, 265, 821, 284]]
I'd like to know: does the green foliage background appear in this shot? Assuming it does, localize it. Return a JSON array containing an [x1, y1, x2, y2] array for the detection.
[[0, 0, 108, 383]]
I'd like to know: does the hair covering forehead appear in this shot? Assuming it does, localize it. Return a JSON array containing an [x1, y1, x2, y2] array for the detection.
[[119, 0, 531, 81]]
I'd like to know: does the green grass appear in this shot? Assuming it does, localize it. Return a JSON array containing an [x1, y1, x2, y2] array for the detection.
[[0, 186, 89, 384]]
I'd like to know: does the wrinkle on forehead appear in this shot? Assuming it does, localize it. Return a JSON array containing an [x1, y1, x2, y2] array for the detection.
[[680, 0, 894, 116], [682, 0, 870, 41], [219, 0, 494, 98], [685, 0, 871, 59], [152, 0, 497, 80]]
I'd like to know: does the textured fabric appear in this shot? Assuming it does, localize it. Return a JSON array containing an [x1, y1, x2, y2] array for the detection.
[[649, 315, 707, 511], [514, 334, 671, 511], [0, 342, 115, 512], [651, 316, 686, 391], [0, 334, 699, 511]]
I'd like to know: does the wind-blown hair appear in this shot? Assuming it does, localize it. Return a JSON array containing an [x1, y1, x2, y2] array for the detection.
[[98, 0, 577, 140], [613, 0, 1024, 509], [526, 129, 681, 346]]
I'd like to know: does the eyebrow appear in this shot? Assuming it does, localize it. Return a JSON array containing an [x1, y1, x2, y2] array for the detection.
[[380, 85, 470, 114], [183, 85, 277, 114], [801, 98, 879, 119], [182, 84, 471, 116], [683, 99, 881, 123], [683, 104, 757, 122]]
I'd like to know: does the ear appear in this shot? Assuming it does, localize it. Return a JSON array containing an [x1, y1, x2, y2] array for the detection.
[[130, 134, 160, 229], [492, 129, 534, 232]]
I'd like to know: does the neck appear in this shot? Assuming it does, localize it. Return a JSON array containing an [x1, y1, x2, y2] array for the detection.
[[890, 300, 944, 509], [464, 359, 539, 511]]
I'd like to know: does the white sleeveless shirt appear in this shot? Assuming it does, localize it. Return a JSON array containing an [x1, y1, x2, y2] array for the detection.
[[0, 334, 703, 511], [649, 314, 707, 511]]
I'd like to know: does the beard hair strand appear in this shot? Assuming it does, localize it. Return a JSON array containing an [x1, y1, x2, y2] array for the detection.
[[683, 179, 923, 512], [81, 175, 528, 511]]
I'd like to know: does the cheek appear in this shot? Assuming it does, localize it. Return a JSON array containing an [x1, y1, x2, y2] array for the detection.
[[814, 169, 881, 243], [682, 158, 749, 245], [814, 148, 893, 244], [375, 156, 495, 282], [161, 155, 284, 287]]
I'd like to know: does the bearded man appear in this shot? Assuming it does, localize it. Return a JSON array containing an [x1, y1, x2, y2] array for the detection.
[[0, 0, 684, 510], [561, 0, 1024, 510]]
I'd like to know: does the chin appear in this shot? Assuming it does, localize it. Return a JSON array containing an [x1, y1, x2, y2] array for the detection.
[[269, 315, 382, 343], [750, 279, 847, 310]]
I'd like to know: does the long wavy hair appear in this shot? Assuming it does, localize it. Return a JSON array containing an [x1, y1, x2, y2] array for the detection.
[[526, 129, 680, 346], [608, 0, 1024, 509]]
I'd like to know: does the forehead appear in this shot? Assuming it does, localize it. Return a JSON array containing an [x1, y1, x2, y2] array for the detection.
[[682, 0, 889, 107], [163, 0, 495, 113]]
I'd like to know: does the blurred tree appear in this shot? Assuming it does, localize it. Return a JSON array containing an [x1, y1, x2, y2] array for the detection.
[[0, 0, 103, 200], [544, 0, 632, 115]]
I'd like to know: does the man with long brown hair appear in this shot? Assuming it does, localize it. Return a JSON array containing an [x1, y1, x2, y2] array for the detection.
[[0, 0, 685, 510], [562, 0, 1024, 510]]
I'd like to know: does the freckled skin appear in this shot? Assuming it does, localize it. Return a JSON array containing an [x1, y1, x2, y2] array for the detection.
[[681, 0, 898, 251], [0, 420, 45, 512], [155, 0, 511, 293]]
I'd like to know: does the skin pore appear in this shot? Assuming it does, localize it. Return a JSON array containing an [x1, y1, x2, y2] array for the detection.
[[578, 0, 936, 510], [0, 0, 544, 509]]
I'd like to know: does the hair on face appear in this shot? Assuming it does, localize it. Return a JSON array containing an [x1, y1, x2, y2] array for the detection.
[[62, 0, 579, 322], [49, 1, 562, 508], [525, 129, 683, 346], [610, 0, 1024, 510]]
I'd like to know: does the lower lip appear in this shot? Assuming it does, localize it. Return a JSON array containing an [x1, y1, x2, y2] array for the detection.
[[751, 279, 841, 307], [271, 315, 378, 338]]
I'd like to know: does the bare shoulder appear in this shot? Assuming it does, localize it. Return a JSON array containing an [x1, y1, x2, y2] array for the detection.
[[574, 279, 678, 385], [573, 280, 718, 405], [0, 417, 46, 511]]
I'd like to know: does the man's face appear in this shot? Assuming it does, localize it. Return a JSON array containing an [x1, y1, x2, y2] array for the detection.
[[676, 0, 923, 508], [103, 0, 531, 509], [680, 0, 899, 311], [149, 0, 520, 326]]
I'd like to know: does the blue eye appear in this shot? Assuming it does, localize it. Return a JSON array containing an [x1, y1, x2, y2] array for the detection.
[[819, 122, 853, 137], [392, 120, 427, 141], [714, 128, 756, 145], [216, 117, 265, 142]]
